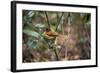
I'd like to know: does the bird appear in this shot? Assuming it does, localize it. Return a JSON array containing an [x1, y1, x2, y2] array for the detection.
[[42, 28, 58, 40]]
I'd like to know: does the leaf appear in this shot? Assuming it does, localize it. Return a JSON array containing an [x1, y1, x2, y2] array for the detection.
[[27, 39, 37, 49], [85, 19, 91, 29], [23, 29, 40, 38], [28, 11, 35, 17], [50, 23, 56, 30], [80, 37, 88, 43], [35, 24, 46, 28]]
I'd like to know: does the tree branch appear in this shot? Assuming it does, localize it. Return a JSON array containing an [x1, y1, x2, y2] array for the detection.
[[44, 11, 50, 28], [56, 12, 64, 31], [44, 11, 59, 61], [53, 48, 59, 60]]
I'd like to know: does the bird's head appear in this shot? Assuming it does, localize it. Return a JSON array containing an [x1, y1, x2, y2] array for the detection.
[[45, 28, 51, 32]]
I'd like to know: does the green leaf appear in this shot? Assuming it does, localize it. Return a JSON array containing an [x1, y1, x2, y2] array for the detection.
[[80, 37, 89, 43], [23, 29, 39, 38], [35, 24, 46, 28], [85, 20, 91, 29], [27, 39, 37, 49], [28, 11, 35, 17]]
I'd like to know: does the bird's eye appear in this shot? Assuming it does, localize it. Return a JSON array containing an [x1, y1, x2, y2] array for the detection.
[[46, 28, 50, 31]]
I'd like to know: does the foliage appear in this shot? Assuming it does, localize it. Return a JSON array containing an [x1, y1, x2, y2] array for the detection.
[[22, 10, 91, 62]]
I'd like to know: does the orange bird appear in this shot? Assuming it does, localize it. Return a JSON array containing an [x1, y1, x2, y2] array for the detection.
[[43, 28, 58, 39]]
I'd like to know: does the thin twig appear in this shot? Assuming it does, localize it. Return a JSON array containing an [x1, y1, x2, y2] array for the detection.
[[56, 12, 64, 31], [53, 48, 59, 60], [61, 18, 64, 35], [44, 11, 59, 61], [44, 11, 50, 28]]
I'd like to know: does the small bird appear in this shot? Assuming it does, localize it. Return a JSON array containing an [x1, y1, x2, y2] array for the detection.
[[43, 28, 58, 39]]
